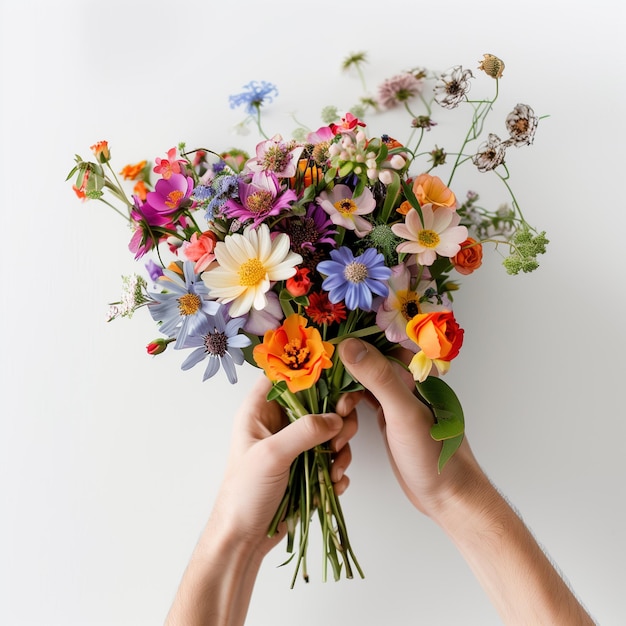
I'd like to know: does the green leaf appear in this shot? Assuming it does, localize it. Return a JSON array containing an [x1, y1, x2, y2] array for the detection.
[[415, 376, 465, 472], [380, 171, 401, 223], [400, 178, 424, 225]]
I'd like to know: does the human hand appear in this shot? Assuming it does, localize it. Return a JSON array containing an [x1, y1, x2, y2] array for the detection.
[[338, 338, 485, 521], [209, 375, 359, 556]]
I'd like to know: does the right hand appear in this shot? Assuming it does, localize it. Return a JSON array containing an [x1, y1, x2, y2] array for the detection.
[[337, 338, 485, 520]]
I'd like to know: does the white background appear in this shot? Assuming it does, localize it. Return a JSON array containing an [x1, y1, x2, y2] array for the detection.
[[1, 1, 625, 624]]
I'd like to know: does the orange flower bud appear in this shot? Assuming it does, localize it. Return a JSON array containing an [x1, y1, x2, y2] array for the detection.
[[285, 267, 312, 297], [90, 140, 110, 163]]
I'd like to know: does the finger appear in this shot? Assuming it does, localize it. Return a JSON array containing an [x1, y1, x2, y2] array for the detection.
[[338, 339, 433, 436], [330, 407, 358, 452], [331, 442, 352, 483], [335, 390, 364, 418], [262, 413, 343, 470], [333, 473, 350, 496]]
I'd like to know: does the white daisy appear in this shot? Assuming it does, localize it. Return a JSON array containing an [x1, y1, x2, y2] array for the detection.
[[201, 224, 302, 317]]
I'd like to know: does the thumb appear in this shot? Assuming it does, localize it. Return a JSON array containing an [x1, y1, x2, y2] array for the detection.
[[338, 338, 432, 433], [265, 413, 343, 468]]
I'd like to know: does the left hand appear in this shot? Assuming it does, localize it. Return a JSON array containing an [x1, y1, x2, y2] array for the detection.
[[209, 376, 360, 555]]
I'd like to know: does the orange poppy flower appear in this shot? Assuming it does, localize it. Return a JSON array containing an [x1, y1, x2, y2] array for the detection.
[[120, 160, 147, 181], [253, 314, 334, 393]]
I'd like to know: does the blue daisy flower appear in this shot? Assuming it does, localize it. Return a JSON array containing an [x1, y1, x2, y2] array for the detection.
[[317, 247, 391, 311], [180, 307, 251, 384], [148, 261, 220, 348]]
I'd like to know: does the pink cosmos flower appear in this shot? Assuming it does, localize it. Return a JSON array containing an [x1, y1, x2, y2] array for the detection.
[[153, 147, 187, 180], [223, 171, 297, 228], [392, 205, 468, 266], [246, 135, 304, 178], [316, 184, 375, 237], [306, 125, 335, 144]]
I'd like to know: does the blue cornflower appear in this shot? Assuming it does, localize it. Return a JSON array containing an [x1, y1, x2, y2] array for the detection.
[[180, 307, 251, 384], [206, 174, 241, 219], [148, 261, 220, 348], [192, 184, 214, 201], [229, 80, 278, 115], [317, 247, 392, 311]]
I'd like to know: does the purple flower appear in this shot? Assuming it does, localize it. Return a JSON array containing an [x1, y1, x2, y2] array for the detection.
[[145, 259, 164, 283], [148, 261, 220, 348], [145, 173, 194, 216], [317, 247, 391, 311], [223, 171, 297, 228], [179, 307, 251, 384]]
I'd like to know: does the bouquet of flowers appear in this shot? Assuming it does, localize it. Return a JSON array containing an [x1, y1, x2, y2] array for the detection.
[[67, 52, 547, 586]]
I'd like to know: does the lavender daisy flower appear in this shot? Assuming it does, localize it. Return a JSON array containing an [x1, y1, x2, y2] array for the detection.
[[377, 72, 424, 109], [179, 307, 251, 384], [317, 246, 391, 311], [148, 261, 220, 348], [229, 80, 278, 115]]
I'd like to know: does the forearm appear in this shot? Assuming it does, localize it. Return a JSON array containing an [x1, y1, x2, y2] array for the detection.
[[164, 517, 265, 626], [434, 475, 595, 625]]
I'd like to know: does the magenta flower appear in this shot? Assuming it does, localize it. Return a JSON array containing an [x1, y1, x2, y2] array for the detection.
[[223, 171, 297, 228], [145, 173, 194, 216]]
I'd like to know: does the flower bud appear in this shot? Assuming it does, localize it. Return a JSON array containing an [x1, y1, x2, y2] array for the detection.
[[146, 338, 173, 355], [90, 140, 111, 163]]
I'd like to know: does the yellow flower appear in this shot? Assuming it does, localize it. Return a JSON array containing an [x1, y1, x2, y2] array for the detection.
[[201, 224, 302, 317]]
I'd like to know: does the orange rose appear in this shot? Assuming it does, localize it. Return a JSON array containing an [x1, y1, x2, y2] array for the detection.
[[406, 311, 464, 382], [452, 237, 483, 275], [253, 314, 334, 393]]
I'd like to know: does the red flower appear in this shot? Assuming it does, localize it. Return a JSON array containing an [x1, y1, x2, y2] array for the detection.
[[305, 291, 347, 325], [286, 267, 312, 297]]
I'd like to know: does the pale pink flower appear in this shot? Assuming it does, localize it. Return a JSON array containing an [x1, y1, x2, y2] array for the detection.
[[316, 184, 375, 237], [392, 205, 468, 266], [245, 134, 304, 178]]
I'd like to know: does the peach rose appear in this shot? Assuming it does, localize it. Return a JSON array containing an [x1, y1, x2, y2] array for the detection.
[[253, 314, 334, 393], [406, 311, 464, 381], [452, 237, 483, 275]]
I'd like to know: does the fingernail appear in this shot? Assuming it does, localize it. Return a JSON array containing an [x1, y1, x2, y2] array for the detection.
[[340, 338, 368, 365]]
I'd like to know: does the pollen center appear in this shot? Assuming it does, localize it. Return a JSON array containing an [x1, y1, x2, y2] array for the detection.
[[281, 338, 310, 370], [343, 262, 368, 283], [334, 198, 357, 215], [263, 145, 290, 173], [246, 190, 273, 214], [178, 293, 202, 316], [238, 258, 266, 286], [417, 229, 440, 248], [205, 331, 228, 357], [165, 189, 184, 209], [399, 291, 421, 320]]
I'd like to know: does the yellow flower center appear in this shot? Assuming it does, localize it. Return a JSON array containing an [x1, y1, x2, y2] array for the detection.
[[398, 291, 421, 320], [238, 258, 266, 286], [245, 190, 273, 214], [178, 293, 202, 316], [334, 198, 357, 215], [281, 339, 310, 370], [165, 189, 184, 209], [417, 229, 440, 248]]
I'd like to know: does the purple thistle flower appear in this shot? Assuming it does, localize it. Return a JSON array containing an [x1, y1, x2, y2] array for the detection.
[[317, 247, 391, 311]]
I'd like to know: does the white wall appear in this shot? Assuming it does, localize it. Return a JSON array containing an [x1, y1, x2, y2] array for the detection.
[[1, 1, 624, 624]]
